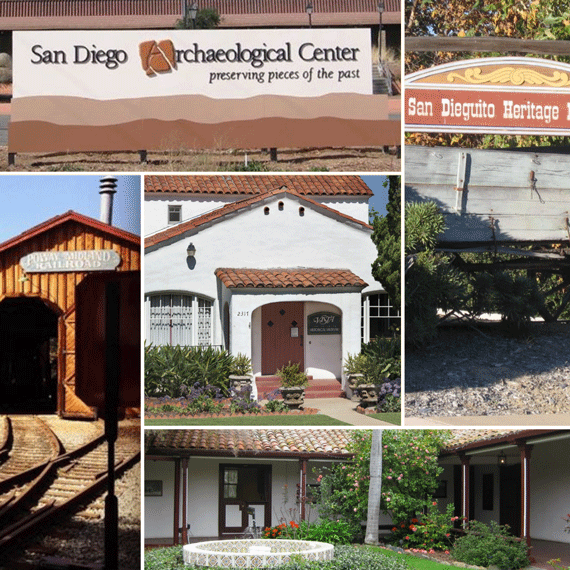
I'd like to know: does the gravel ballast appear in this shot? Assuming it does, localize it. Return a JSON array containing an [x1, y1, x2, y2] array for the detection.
[[405, 321, 570, 418]]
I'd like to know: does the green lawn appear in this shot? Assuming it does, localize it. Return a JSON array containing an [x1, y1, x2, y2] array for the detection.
[[145, 414, 351, 426], [369, 412, 401, 425], [366, 546, 452, 570]]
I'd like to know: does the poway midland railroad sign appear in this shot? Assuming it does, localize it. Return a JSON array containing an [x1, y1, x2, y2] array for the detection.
[[20, 250, 121, 272], [405, 57, 570, 135]]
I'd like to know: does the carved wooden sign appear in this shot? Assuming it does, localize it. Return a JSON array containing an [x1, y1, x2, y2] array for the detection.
[[405, 57, 570, 135], [20, 250, 121, 272]]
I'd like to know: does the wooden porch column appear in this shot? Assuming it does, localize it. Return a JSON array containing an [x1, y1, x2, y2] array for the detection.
[[299, 458, 308, 521], [518, 443, 533, 547], [182, 457, 189, 544], [459, 453, 470, 528], [174, 458, 181, 545]]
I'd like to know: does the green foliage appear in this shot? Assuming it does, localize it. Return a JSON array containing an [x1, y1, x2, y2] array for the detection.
[[405, 202, 446, 255], [277, 361, 309, 388], [389, 502, 456, 551], [176, 7, 220, 28], [144, 546, 186, 570], [279, 546, 412, 570], [361, 336, 401, 380], [371, 176, 401, 312], [145, 343, 234, 397], [317, 430, 450, 531], [451, 520, 530, 570], [296, 519, 359, 545], [230, 353, 252, 376], [264, 399, 289, 413], [343, 352, 369, 376]]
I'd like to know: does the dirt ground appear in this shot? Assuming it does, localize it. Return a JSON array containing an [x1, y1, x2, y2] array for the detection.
[[0, 145, 401, 173]]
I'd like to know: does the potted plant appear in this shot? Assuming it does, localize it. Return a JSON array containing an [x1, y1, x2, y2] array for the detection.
[[229, 353, 253, 395], [343, 353, 368, 399], [277, 361, 309, 409]]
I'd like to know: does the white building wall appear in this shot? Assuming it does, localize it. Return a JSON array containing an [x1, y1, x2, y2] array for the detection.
[[145, 457, 334, 539], [530, 438, 570, 544], [145, 193, 370, 235], [145, 193, 383, 349], [145, 460, 176, 540]]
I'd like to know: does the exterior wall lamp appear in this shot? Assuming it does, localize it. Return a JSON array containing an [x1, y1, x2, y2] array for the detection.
[[498, 451, 507, 466], [305, 2, 313, 28], [187, 242, 196, 258]]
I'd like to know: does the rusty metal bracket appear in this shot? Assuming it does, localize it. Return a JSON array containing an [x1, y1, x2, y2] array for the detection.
[[454, 151, 468, 213], [529, 170, 545, 203]]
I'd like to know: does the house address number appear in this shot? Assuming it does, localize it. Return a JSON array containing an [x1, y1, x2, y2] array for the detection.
[[237, 311, 249, 316]]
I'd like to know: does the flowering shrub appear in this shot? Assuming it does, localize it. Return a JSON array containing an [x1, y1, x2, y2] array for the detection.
[[389, 501, 456, 551], [451, 520, 529, 570], [229, 385, 261, 414], [263, 521, 299, 539], [376, 379, 401, 412], [316, 430, 450, 529]]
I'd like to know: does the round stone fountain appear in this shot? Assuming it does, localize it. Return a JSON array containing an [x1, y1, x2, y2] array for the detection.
[[183, 539, 334, 568]]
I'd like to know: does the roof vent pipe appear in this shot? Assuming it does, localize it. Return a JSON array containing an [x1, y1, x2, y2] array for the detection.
[[99, 176, 118, 225]]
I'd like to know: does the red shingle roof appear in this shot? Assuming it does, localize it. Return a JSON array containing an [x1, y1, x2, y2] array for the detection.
[[0, 210, 140, 254], [145, 175, 372, 197], [216, 268, 368, 288], [145, 188, 372, 249], [146, 429, 353, 457]]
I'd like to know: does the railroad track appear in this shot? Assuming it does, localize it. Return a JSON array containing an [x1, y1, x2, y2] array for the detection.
[[0, 416, 140, 555]]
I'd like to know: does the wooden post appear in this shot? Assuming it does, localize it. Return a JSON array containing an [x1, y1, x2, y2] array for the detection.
[[459, 453, 470, 528], [174, 458, 181, 545], [518, 443, 533, 548], [299, 458, 307, 521], [182, 457, 189, 544]]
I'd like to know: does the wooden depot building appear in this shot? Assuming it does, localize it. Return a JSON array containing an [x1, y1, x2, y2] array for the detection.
[[0, 201, 140, 419]]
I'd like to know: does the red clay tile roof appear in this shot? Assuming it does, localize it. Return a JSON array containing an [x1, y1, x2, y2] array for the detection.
[[2, 0, 400, 30], [145, 188, 372, 249], [216, 268, 367, 288], [442, 429, 564, 454], [0, 210, 140, 254], [145, 429, 353, 458], [145, 175, 372, 197]]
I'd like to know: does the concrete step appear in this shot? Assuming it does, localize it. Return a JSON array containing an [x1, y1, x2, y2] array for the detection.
[[256, 377, 345, 399]]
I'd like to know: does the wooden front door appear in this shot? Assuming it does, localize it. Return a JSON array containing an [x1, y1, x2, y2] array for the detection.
[[219, 464, 272, 536], [500, 464, 521, 536], [261, 302, 304, 375]]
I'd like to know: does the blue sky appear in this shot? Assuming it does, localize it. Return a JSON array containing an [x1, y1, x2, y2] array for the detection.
[[361, 175, 389, 218], [0, 175, 141, 243]]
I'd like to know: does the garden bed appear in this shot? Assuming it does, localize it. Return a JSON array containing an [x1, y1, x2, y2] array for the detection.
[[144, 398, 319, 419]]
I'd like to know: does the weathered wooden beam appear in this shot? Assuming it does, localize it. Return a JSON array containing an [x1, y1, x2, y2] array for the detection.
[[405, 36, 570, 56]]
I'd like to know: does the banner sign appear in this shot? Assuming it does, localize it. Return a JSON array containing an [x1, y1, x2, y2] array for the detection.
[[20, 250, 121, 272], [405, 57, 570, 135], [10, 29, 400, 153], [307, 312, 342, 335]]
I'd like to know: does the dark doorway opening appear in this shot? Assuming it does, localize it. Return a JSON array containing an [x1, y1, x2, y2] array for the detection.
[[0, 297, 58, 413]]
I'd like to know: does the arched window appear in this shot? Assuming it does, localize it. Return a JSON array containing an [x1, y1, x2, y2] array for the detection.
[[147, 293, 212, 346]]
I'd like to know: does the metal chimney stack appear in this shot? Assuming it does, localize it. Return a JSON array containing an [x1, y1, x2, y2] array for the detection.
[[99, 176, 118, 225]]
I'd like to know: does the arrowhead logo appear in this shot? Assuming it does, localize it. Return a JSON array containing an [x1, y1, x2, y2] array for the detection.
[[139, 40, 177, 76]]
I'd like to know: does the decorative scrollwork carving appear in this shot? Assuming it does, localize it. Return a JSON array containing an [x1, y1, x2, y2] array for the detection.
[[447, 67, 570, 87]]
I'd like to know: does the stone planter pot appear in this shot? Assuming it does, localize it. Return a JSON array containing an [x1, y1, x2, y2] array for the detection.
[[347, 373, 364, 401], [357, 384, 380, 408], [229, 375, 253, 396], [279, 386, 306, 409]]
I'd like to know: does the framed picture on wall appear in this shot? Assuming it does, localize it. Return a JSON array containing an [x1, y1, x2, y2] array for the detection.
[[145, 480, 163, 497]]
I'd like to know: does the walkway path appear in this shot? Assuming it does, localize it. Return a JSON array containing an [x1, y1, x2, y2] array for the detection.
[[305, 397, 399, 426]]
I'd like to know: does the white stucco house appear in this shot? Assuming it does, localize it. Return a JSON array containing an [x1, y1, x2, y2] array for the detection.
[[144, 175, 398, 391], [144, 428, 570, 562]]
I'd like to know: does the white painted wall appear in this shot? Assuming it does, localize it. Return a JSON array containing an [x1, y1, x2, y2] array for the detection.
[[145, 460, 176, 540], [145, 193, 370, 235], [145, 193, 383, 354], [144, 457, 333, 539], [530, 437, 570, 544]]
